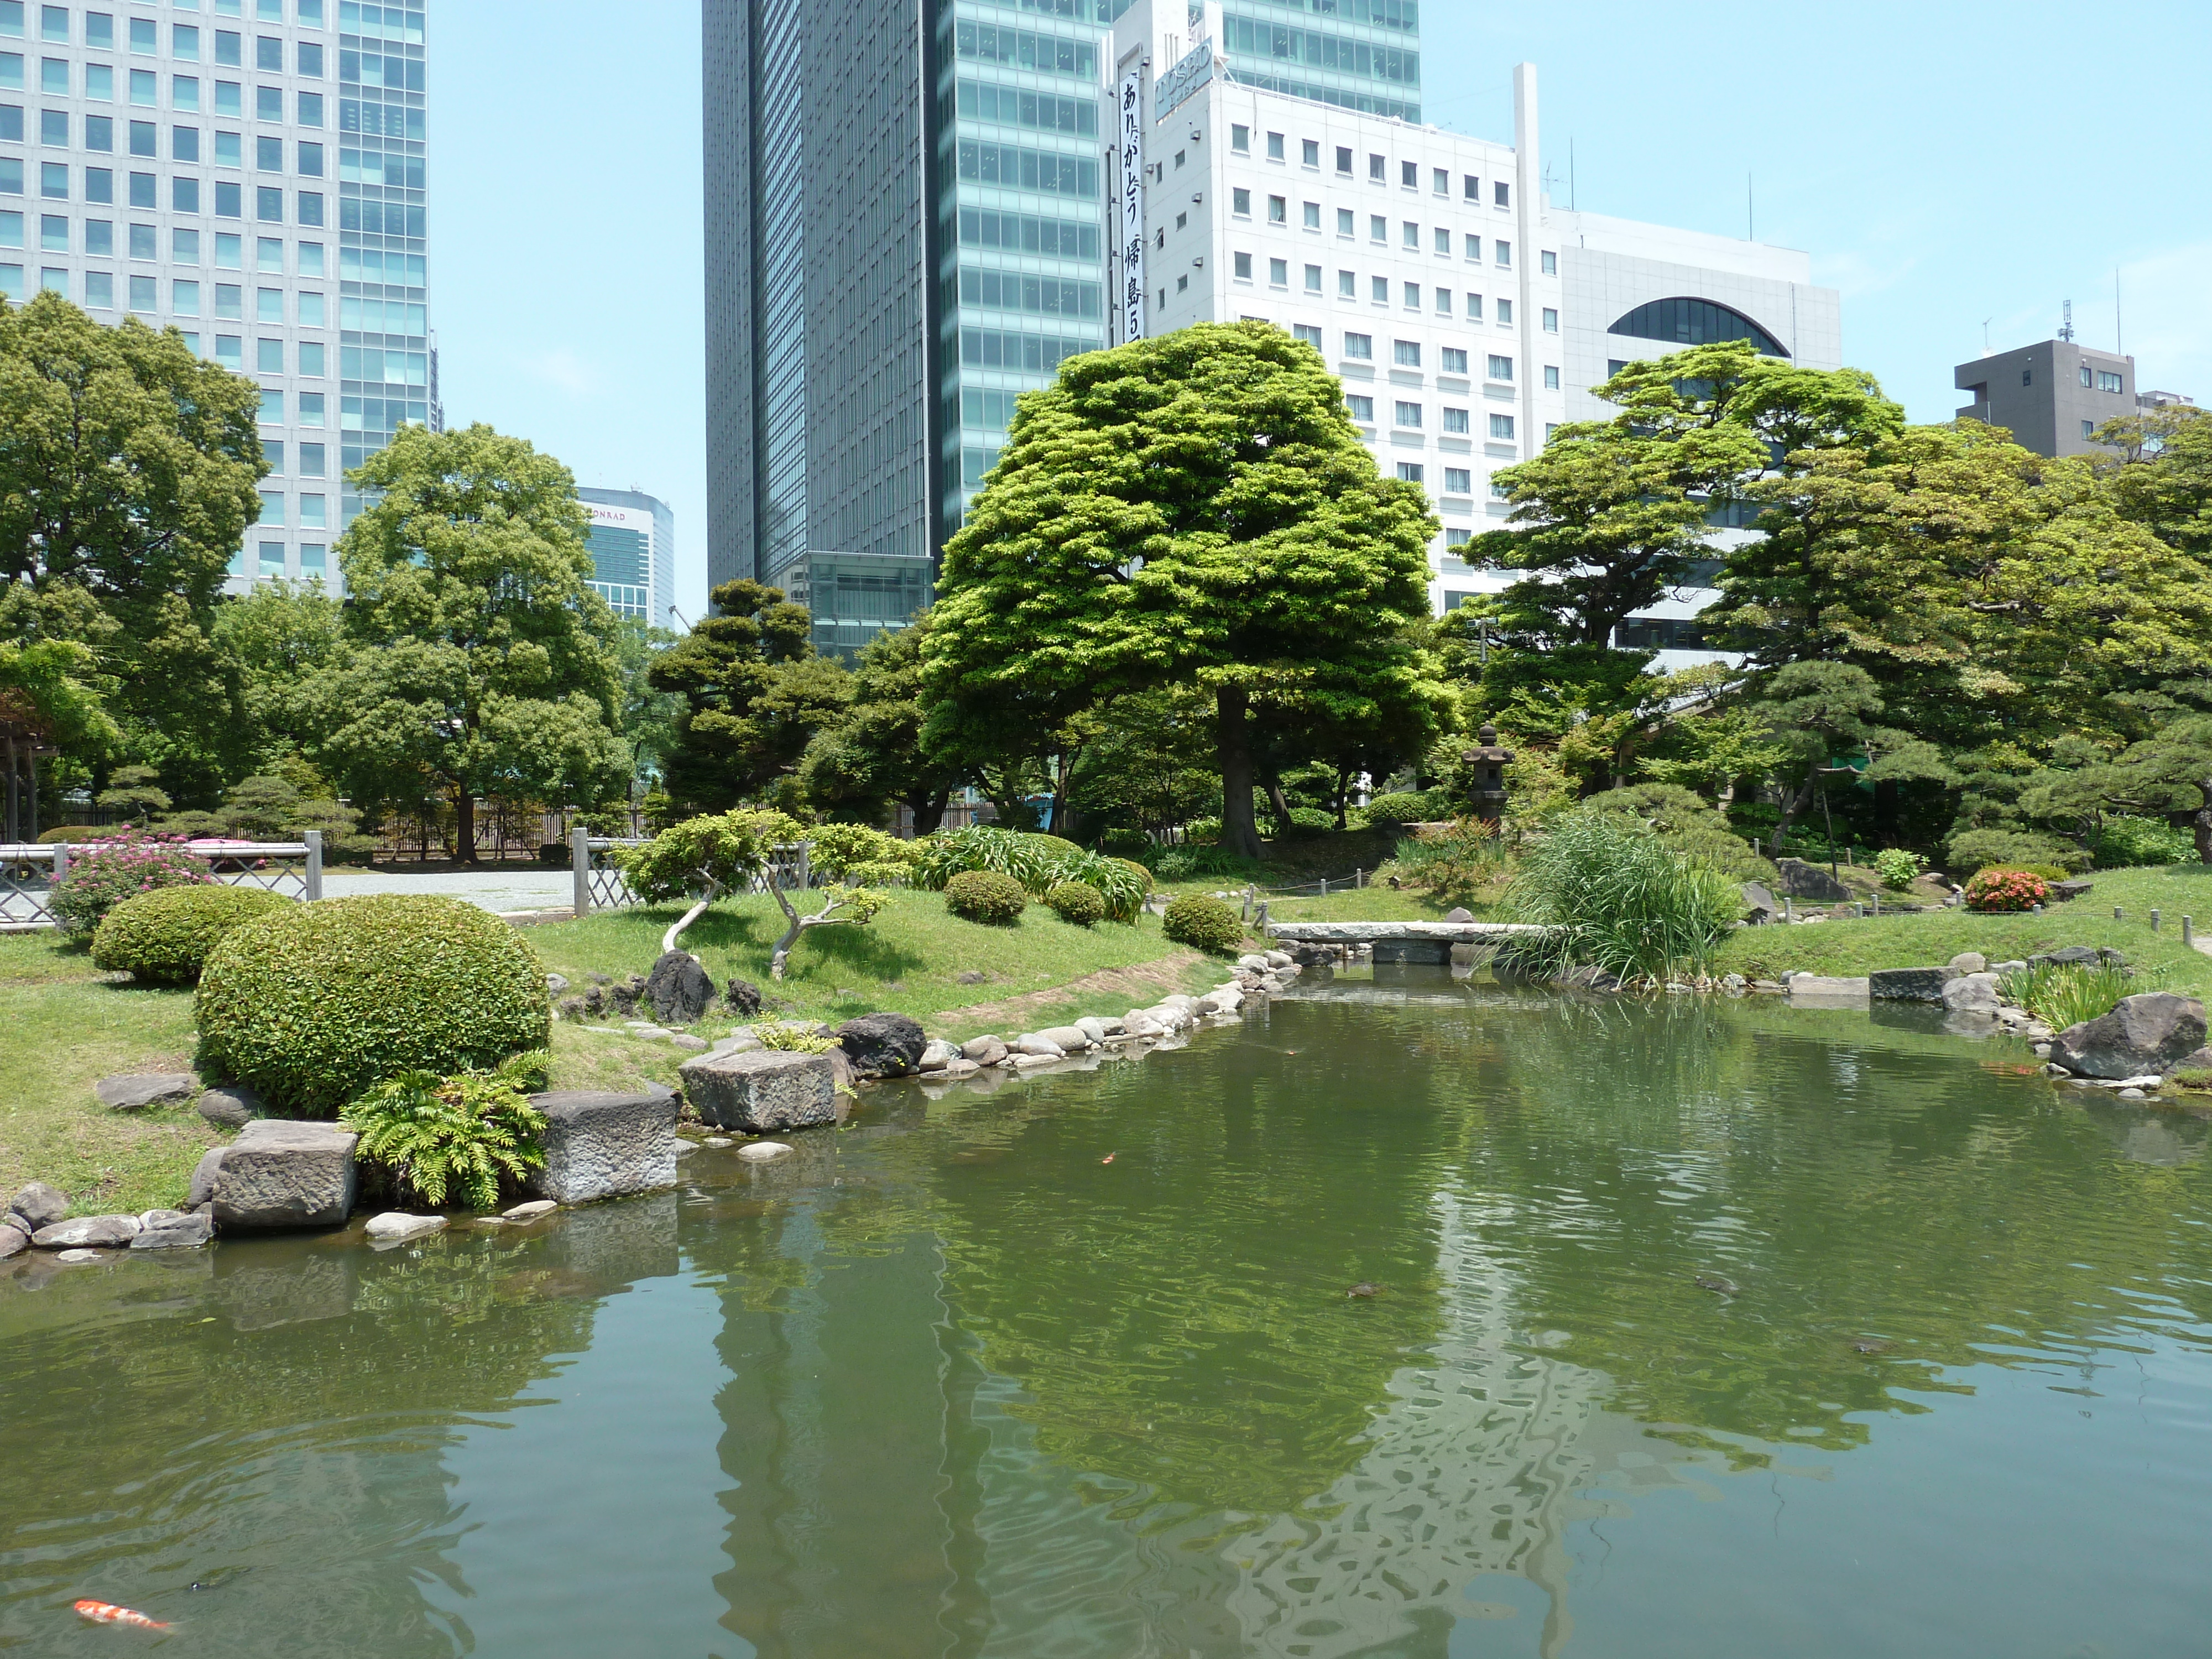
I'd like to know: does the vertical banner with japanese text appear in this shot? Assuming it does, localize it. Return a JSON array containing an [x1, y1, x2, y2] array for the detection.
[[1118, 66, 1145, 343]]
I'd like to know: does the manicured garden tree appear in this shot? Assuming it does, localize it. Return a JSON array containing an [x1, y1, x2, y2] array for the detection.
[[798, 615, 966, 833], [302, 424, 630, 862], [925, 321, 1442, 862], [649, 579, 851, 815], [615, 809, 891, 980]]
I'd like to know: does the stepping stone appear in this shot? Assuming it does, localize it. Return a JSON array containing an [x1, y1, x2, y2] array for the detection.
[[365, 1213, 447, 1243], [737, 1141, 791, 1161], [94, 1073, 197, 1112], [502, 1199, 558, 1221], [525, 1090, 680, 1203]]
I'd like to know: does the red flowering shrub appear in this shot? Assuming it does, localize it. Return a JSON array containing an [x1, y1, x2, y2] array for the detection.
[[1963, 867, 2047, 913], [48, 831, 215, 935]]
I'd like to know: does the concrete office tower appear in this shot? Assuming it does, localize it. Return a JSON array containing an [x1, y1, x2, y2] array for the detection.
[[1112, 3, 1839, 661], [0, 0, 434, 592], [577, 486, 677, 632], [703, 0, 1135, 656], [1953, 340, 2138, 458]]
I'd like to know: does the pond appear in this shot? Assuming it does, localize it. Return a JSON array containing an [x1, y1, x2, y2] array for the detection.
[[5, 973, 2211, 1658]]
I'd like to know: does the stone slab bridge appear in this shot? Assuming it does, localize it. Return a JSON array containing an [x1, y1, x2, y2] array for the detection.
[[1266, 920, 1556, 966]]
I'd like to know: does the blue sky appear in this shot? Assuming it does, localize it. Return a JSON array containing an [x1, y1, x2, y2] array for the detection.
[[427, 1, 2212, 619]]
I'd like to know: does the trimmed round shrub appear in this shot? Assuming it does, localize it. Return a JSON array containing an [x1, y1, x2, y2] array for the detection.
[[195, 893, 551, 1117], [1041, 849, 1147, 922], [943, 869, 1028, 925], [1946, 827, 2089, 877], [1357, 790, 1449, 829], [92, 884, 294, 984], [1963, 867, 2048, 913], [36, 824, 110, 844], [1044, 880, 1106, 926], [47, 830, 214, 934], [1279, 806, 1335, 838], [1024, 832, 1082, 861], [1163, 893, 1245, 954], [1095, 827, 1153, 860]]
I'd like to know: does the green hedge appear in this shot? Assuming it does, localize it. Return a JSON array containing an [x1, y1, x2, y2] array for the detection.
[[1163, 893, 1244, 954], [1044, 880, 1106, 926], [91, 885, 294, 985], [943, 869, 1027, 925], [196, 893, 550, 1117]]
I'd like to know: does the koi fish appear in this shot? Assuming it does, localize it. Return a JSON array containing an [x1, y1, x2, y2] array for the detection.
[[74, 1599, 172, 1631], [1099, 1154, 1115, 1164]]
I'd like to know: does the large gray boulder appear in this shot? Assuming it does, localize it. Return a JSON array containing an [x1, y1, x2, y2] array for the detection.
[[961, 1035, 1008, 1066], [679, 1048, 838, 1133], [1037, 1024, 1093, 1051], [95, 1072, 197, 1112], [1870, 966, 1958, 1001], [197, 1084, 265, 1129], [1941, 973, 2001, 1015], [835, 1012, 927, 1078], [131, 1212, 215, 1250], [2052, 993, 2208, 1080], [1772, 858, 1854, 901], [645, 950, 716, 1025], [0, 1222, 28, 1259], [212, 1120, 359, 1230], [526, 1089, 680, 1203], [1741, 881, 1780, 924], [32, 1214, 142, 1249], [189, 1148, 229, 1208], [8, 1182, 69, 1233]]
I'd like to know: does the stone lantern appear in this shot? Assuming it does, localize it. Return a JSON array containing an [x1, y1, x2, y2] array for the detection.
[[1460, 723, 1514, 822]]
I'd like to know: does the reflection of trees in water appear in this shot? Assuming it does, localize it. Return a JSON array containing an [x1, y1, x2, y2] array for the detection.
[[0, 1217, 641, 1658]]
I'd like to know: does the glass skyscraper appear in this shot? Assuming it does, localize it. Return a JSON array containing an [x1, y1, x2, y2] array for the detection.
[[577, 484, 677, 633], [0, 0, 434, 591], [1212, 0, 1419, 122]]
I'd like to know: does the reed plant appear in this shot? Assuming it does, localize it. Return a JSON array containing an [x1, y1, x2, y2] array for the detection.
[[1504, 808, 1743, 985], [1996, 961, 2154, 1031]]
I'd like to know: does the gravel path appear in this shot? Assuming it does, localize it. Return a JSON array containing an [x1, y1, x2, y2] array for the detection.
[[321, 868, 576, 914]]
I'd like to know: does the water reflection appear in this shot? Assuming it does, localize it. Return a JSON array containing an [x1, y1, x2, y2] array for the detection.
[[3, 982, 2210, 1657]]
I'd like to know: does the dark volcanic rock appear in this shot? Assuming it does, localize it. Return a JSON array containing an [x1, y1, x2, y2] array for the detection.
[[645, 950, 714, 1026], [1870, 966, 1959, 1003], [2052, 992, 2208, 1080], [836, 1013, 928, 1078], [724, 977, 763, 1017], [1772, 858, 1853, 901]]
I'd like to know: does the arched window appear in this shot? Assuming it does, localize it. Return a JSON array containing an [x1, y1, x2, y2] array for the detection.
[[1607, 297, 1789, 358]]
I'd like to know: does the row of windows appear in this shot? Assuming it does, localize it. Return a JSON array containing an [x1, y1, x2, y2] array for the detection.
[[954, 204, 1098, 262], [337, 49, 420, 91], [1219, 16, 1418, 88], [9, 23, 322, 74], [338, 3, 422, 44], [956, 324, 1094, 372], [2, 160, 324, 222], [952, 78, 1095, 138], [948, 19, 1094, 79], [1367, 456, 1478, 495], [0, 66, 324, 116], [1223, 254, 1554, 327], [337, 95, 417, 138], [953, 138, 1095, 200], [251, 487, 328, 526], [956, 263, 1099, 320], [1230, 127, 1501, 204], [8, 2, 331, 38], [1227, 194, 1532, 270], [1, 215, 321, 268], [10, 111, 327, 170], [337, 194, 419, 234], [254, 437, 329, 473], [2078, 364, 2125, 393], [1340, 395, 1518, 439]]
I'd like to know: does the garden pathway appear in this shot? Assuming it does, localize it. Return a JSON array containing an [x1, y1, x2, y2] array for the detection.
[[322, 867, 574, 915]]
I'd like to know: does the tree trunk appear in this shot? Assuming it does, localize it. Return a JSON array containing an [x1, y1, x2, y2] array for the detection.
[[1333, 765, 1355, 830], [2195, 775, 2212, 864], [1261, 766, 1293, 839], [909, 790, 948, 837], [1873, 777, 1900, 844], [1216, 685, 1264, 861], [1768, 774, 1818, 855], [455, 790, 478, 864]]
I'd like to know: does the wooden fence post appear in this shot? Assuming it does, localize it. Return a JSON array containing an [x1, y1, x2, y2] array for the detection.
[[572, 827, 592, 916]]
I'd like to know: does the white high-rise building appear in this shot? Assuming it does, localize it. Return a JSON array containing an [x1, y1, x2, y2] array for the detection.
[[1109, 2, 1840, 664], [0, 0, 433, 592], [577, 485, 677, 633]]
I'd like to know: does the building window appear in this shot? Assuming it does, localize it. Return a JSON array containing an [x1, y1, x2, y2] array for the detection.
[[1463, 175, 1478, 200], [1347, 393, 1374, 422], [254, 184, 280, 221], [1368, 152, 1384, 181], [1431, 166, 1448, 195], [1543, 365, 1560, 389], [1434, 289, 1451, 316], [255, 336, 280, 372], [214, 281, 241, 318], [37, 212, 62, 251], [255, 284, 280, 321], [298, 90, 322, 126], [1268, 257, 1287, 286], [1233, 251, 1251, 279], [1608, 295, 1788, 357], [40, 161, 66, 197], [173, 125, 199, 162], [1433, 226, 1449, 255], [2078, 363, 2092, 388], [1266, 131, 1284, 159], [1394, 339, 1420, 367], [1545, 422, 1559, 442], [1445, 468, 1472, 494], [85, 220, 112, 255], [1395, 400, 1422, 427], [1303, 200, 1319, 228], [1293, 322, 1322, 349], [299, 442, 326, 476], [83, 269, 112, 308], [1232, 187, 1250, 216], [1465, 294, 1483, 320], [1343, 332, 1371, 358], [1267, 194, 1285, 223], [1335, 145, 1352, 174], [1400, 159, 1416, 187], [169, 276, 196, 312], [1490, 413, 1515, 439], [1401, 220, 1417, 248], [1494, 181, 1510, 207], [1303, 263, 1321, 292], [1441, 347, 1467, 374], [300, 543, 325, 577], [254, 132, 280, 170], [1442, 407, 1469, 433], [254, 34, 279, 70], [1301, 138, 1318, 166], [172, 176, 199, 212], [1337, 268, 1353, 296], [1396, 461, 1424, 483], [1370, 275, 1387, 303], [1176, 273, 1188, 293], [2081, 419, 2095, 439], [1231, 124, 1249, 153], [1464, 233, 1479, 261], [1541, 249, 1557, 275], [1487, 354, 1513, 381], [1496, 240, 1512, 267], [255, 487, 282, 523], [1542, 306, 1559, 332], [1369, 213, 1385, 242], [298, 391, 325, 426], [83, 167, 111, 204], [2021, 368, 2032, 387], [1496, 298, 1513, 324], [299, 493, 325, 529], [299, 340, 323, 374], [1334, 207, 1352, 236], [1402, 281, 1418, 308], [131, 273, 161, 310], [2097, 370, 2123, 393]]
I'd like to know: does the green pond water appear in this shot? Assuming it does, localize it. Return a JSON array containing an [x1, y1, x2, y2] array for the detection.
[[5, 973, 2212, 1658]]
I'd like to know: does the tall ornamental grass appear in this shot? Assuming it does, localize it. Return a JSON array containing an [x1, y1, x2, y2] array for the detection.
[[1504, 808, 1742, 985], [1996, 961, 2152, 1031]]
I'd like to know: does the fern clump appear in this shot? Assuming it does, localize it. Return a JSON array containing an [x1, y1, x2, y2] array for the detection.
[[341, 1054, 550, 1210]]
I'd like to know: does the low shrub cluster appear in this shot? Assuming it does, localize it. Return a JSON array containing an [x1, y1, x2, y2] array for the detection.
[[1044, 881, 1107, 926], [1387, 822, 1512, 907], [1357, 790, 1450, 830], [1162, 893, 1245, 954], [91, 885, 293, 984], [1947, 827, 2091, 877], [943, 869, 1028, 925], [1095, 827, 1154, 860], [2093, 815, 2193, 868], [341, 1053, 550, 1209], [1872, 848, 1926, 891], [807, 822, 921, 886], [1963, 867, 2047, 912], [48, 830, 213, 934], [753, 1021, 839, 1054], [1504, 807, 1741, 984], [1997, 961, 2146, 1030], [196, 893, 551, 1117], [917, 825, 1144, 921]]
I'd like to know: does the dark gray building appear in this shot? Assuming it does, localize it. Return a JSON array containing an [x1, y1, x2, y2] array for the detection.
[[1954, 339, 2136, 458]]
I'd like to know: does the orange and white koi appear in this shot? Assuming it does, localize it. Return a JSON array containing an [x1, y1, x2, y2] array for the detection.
[[74, 1599, 172, 1630]]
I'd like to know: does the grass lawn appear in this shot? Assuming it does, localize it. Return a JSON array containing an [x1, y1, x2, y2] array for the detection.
[[1715, 864, 2212, 997]]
